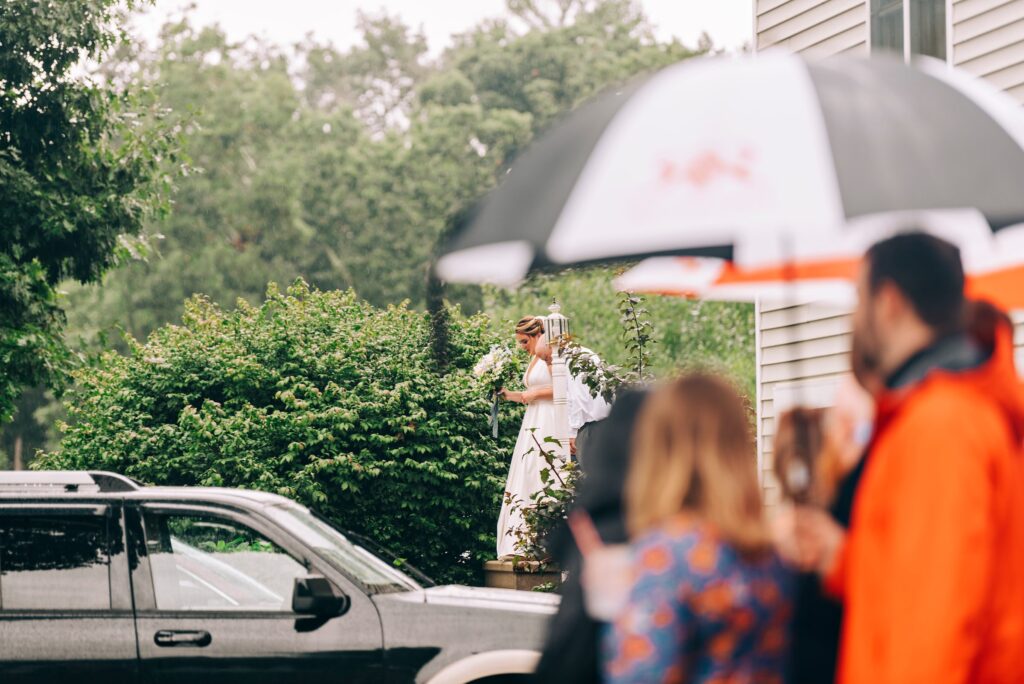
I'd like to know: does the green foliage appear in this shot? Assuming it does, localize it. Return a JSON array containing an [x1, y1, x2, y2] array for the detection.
[[0, 263, 68, 419], [0, 386, 51, 469], [303, 11, 430, 131], [60, 15, 540, 348], [60, 0, 708, 354], [619, 292, 655, 380], [28, 1, 722, 450], [167, 517, 278, 554], [449, 0, 696, 130], [8, 0, 754, 585], [419, 70, 476, 107], [62, 23, 318, 349], [560, 290, 656, 404], [0, 0, 179, 421], [36, 281, 521, 585]]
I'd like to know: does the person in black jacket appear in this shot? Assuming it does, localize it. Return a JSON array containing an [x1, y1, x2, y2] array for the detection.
[[777, 352, 879, 684], [533, 389, 648, 684]]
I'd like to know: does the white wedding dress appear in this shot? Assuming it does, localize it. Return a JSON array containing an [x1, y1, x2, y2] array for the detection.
[[496, 356, 564, 558]]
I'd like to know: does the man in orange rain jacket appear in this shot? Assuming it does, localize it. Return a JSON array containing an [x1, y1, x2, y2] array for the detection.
[[794, 232, 1024, 684]]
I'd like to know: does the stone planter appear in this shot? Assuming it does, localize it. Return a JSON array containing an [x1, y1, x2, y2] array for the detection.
[[483, 559, 562, 592]]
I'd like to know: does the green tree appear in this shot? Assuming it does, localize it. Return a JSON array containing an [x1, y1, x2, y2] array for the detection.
[[303, 12, 430, 132], [507, 0, 596, 29], [300, 103, 533, 307], [58, 1, 708, 350], [36, 281, 522, 585], [449, 0, 697, 130], [61, 14, 514, 343], [17, 2, 741, 467], [0, 0, 178, 422], [61, 22, 317, 348], [0, 386, 50, 470]]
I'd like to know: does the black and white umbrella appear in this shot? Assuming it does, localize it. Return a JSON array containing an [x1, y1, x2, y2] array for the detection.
[[435, 52, 1024, 286]]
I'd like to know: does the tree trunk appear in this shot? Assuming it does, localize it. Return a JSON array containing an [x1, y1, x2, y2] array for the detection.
[[13, 435, 23, 471]]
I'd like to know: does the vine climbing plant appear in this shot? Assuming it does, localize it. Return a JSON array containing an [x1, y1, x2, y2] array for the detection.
[[562, 289, 657, 403], [619, 291, 655, 383]]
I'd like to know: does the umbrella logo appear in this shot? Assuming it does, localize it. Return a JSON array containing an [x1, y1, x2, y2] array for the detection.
[[659, 148, 756, 189]]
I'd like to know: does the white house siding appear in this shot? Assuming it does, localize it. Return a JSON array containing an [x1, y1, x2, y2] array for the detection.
[[752, 2, 865, 503], [756, 302, 852, 506], [756, 305, 1024, 506], [755, 0, 869, 56], [751, 1, 1024, 504], [952, 0, 1024, 104], [755, 0, 1024, 100]]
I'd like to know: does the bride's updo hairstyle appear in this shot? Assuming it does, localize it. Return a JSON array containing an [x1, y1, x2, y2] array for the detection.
[[515, 316, 545, 337]]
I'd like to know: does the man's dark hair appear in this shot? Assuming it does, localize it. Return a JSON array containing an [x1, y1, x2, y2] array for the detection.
[[866, 231, 966, 335]]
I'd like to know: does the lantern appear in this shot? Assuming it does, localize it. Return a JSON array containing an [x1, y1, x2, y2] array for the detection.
[[545, 299, 571, 350], [546, 299, 571, 460]]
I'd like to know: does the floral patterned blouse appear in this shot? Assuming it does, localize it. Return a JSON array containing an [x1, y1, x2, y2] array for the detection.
[[603, 516, 793, 684]]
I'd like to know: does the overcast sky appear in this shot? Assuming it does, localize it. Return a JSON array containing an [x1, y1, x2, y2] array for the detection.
[[134, 1, 751, 55]]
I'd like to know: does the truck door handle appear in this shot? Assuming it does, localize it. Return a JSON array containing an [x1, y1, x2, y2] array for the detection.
[[154, 630, 212, 647]]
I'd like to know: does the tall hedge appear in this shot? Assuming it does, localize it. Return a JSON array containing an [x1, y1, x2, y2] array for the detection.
[[37, 281, 520, 585]]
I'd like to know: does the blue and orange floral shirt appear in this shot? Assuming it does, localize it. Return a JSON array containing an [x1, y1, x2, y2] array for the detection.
[[603, 516, 793, 684]]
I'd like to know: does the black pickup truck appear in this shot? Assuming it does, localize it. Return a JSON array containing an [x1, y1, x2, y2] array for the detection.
[[0, 471, 557, 683]]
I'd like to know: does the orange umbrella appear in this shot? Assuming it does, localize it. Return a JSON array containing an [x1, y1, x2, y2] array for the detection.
[[615, 255, 1024, 311]]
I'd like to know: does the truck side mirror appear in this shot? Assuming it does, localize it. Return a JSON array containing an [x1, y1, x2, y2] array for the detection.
[[292, 575, 350, 618]]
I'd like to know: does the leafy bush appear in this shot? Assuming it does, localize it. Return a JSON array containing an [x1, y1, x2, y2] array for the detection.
[[37, 281, 522, 585]]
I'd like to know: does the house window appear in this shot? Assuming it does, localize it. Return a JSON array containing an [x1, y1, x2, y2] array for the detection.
[[870, 0, 946, 61], [871, 0, 904, 55], [910, 0, 946, 60]]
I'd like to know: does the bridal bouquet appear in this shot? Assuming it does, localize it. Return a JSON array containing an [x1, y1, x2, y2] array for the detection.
[[473, 344, 521, 438]]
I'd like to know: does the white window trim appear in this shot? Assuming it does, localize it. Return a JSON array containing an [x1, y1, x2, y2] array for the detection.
[[904, 0, 913, 61], [752, 0, 759, 53], [945, 0, 954, 66], [866, 0, 873, 49]]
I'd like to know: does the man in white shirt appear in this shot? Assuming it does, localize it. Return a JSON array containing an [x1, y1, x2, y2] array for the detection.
[[537, 339, 611, 465]]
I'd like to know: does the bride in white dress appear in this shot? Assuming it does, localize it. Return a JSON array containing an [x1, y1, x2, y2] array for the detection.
[[495, 315, 564, 559]]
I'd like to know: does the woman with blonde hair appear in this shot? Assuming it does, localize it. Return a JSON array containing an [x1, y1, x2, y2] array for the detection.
[[495, 315, 561, 558], [603, 373, 792, 684]]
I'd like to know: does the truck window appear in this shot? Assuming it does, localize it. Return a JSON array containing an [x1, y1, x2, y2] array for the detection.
[[141, 511, 306, 612], [0, 511, 112, 610]]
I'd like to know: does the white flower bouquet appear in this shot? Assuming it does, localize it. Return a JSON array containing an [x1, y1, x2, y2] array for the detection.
[[473, 344, 521, 437]]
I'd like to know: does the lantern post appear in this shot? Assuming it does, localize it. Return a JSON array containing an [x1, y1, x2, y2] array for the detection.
[[546, 299, 571, 460]]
